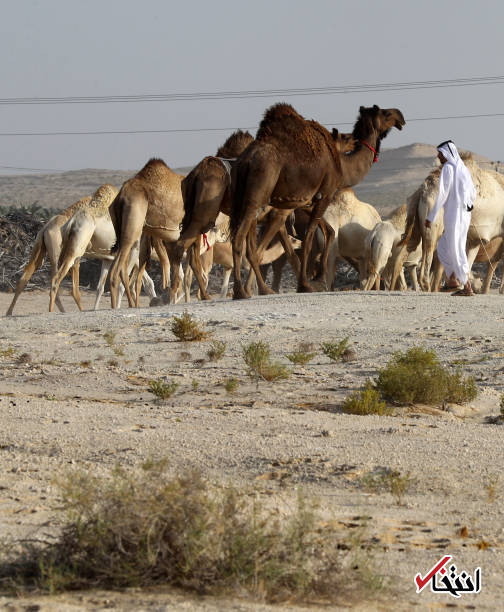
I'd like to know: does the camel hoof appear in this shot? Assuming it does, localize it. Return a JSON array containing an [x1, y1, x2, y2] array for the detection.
[[258, 287, 276, 296], [297, 283, 315, 293], [233, 286, 251, 300], [149, 296, 163, 307]]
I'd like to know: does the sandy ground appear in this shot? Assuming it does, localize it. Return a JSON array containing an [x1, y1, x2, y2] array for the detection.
[[1, 287, 504, 610]]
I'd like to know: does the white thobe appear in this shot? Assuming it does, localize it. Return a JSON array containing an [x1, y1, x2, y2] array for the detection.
[[426, 164, 472, 284]]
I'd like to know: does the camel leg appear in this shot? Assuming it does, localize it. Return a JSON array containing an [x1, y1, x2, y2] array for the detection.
[[110, 246, 134, 308], [189, 237, 212, 301], [325, 239, 341, 291], [364, 272, 377, 291], [298, 198, 331, 293], [49, 252, 78, 313], [277, 224, 301, 278], [71, 259, 83, 311], [232, 210, 261, 300], [244, 215, 289, 295], [313, 221, 335, 288], [270, 254, 287, 293], [220, 267, 232, 298], [142, 270, 156, 299], [409, 266, 419, 291], [6, 235, 47, 316], [151, 237, 170, 290], [389, 244, 409, 291], [94, 260, 111, 310], [431, 255, 444, 292]]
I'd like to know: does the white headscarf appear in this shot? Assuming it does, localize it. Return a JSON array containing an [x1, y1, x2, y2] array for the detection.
[[437, 140, 476, 210]]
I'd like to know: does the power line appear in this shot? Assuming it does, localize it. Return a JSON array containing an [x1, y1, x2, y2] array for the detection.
[[0, 111, 503, 138], [1, 75, 504, 105]]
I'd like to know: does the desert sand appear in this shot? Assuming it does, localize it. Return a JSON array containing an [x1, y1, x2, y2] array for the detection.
[[1, 287, 503, 610]]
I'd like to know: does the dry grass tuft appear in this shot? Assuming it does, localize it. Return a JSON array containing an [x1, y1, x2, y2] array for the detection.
[[0, 462, 360, 602], [207, 340, 226, 362], [360, 467, 415, 506]]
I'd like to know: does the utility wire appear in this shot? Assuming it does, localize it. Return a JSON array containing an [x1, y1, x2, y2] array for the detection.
[[0, 111, 503, 138], [0, 75, 504, 105]]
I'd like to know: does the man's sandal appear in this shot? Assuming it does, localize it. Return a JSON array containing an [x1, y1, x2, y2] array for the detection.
[[451, 288, 475, 296]]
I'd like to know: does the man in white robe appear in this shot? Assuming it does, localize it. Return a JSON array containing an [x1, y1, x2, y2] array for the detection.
[[425, 140, 476, 295]]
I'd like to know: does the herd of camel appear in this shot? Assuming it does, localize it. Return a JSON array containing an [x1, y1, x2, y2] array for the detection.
[[5, 102, 504, 317]]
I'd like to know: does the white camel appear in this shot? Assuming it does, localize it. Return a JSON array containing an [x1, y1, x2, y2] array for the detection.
[[396, 154, 504, 292], [323, 188, 381, 290], [363, 204, 422, 291]]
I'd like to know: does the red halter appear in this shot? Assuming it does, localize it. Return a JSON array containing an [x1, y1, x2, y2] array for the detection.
[[361, 140, 379, 163], [202, 233, 211, 251]]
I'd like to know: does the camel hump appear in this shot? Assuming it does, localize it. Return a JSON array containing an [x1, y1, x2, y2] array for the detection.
[[88, 184, 119, 215], [215, 130, 254, 157], [256, 103, 336, 161]]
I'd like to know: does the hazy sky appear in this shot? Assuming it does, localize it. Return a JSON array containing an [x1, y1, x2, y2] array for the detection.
[[0, 0, 503, 174]]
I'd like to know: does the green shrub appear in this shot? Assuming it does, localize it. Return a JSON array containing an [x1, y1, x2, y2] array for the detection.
[[320, 338, 349, 362], [242, 341, 290, 383], [375, 346, 477, 406], [148, 379, 179, 400], [0, 462, 349, 601], [285, 345, 317, 366], [170, 311, 211, 342], [342, 383, 392, 416]]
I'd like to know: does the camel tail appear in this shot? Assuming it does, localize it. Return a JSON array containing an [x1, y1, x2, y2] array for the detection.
[[397, 187, 421, 247], [58, 219, 79, 268], [109, 192, 123, 254], [229, 162, 250, 240]]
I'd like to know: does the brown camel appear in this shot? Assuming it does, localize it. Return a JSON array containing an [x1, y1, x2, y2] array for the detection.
[[108, 158, 185, 308], [167, 130, 254, 302], [179, 128, 356, 301], [229, 103, 405, 299]]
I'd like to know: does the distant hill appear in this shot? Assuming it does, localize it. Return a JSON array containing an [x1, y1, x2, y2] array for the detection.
[[0, 144, 499, 216], [0, 166, 192, 212]]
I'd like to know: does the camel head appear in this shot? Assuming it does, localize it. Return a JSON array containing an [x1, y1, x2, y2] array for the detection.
[[354, 105, 405, 142], [331, 129, 357, 153]]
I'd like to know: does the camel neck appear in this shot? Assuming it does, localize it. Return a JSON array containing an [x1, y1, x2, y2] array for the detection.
[[338, 136, 380, 187]]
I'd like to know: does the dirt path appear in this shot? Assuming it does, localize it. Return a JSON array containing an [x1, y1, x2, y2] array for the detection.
[[1, 288, 504, 610]]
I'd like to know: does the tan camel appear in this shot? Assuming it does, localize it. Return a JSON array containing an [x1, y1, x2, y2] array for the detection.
[[229, 104, 405, 298], [323, 188, 382, 289], [49, 184, 156, 311], [472, 237, 504, 293], [6, 196, 92, 316], [108, 159, 185, 308], [396, 155, 504, 291]]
